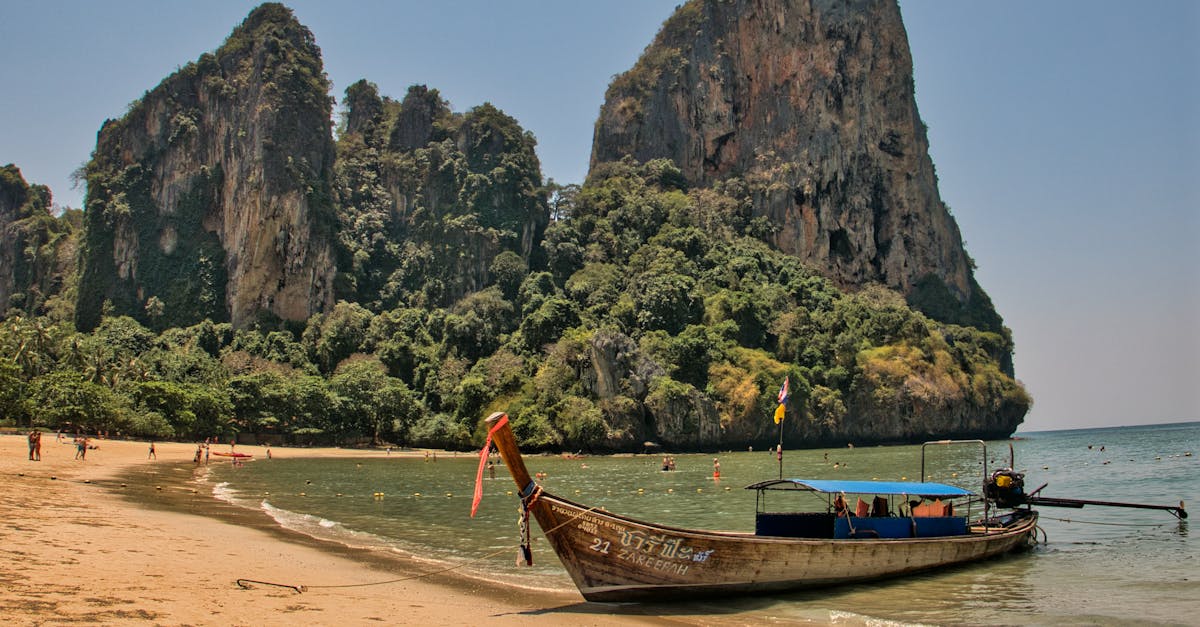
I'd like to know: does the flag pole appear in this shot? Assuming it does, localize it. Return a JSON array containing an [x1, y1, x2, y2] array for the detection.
[[774, 376, 789, 481], [776, 418, 784, 480]]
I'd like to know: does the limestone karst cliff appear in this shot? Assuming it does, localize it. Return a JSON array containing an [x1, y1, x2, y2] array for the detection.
[[592, 0, 1001, 335], [333, 81, 549, 311], [0, 1, 1027, 451], [0, 166, 78, 318], [77, 3, 337, 330]]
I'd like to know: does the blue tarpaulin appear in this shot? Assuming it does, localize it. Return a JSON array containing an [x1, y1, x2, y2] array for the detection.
[[747, 478, 974, 497]]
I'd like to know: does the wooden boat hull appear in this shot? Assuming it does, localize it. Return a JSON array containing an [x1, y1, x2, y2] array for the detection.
[[529, 492, 1037, 602], [482, 411, 1037, 602]]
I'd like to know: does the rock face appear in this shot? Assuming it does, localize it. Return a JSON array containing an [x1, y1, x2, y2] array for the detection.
[[578, 324, 1026, 450], [334, 82, 549, 310], [0, 165, 76, 317], [0, 165, 34, 311], [77, 3, 336, 330], [591, 0, 985, 325]]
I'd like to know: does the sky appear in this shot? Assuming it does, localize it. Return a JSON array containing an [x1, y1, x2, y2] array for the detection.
[[1, 1, 1196, 433]]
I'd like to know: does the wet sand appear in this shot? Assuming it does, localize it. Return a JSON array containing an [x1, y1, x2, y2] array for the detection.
[[0, 433, 698, 625]]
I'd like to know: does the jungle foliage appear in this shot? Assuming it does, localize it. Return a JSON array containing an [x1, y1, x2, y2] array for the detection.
[[0, 6, 1028, 449], [1, 147, 1028, 450]]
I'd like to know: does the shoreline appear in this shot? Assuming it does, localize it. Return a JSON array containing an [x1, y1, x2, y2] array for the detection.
[[0, 434, 701, 625], [115, 457, 575, 600]]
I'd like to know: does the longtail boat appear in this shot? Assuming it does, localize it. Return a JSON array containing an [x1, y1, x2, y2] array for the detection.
[[483, 412, 1040, 602]]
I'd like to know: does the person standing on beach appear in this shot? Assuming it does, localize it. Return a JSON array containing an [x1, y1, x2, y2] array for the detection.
[[148, 442, 156, 459], [28, 431, 38, 461], [33, 431, 41, 461]]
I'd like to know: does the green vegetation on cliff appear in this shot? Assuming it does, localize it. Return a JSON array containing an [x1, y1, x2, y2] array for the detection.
[[1, 156, 1029, 450], [0, 3, 1029, 451], [76, 2, 335, 332], [333, 82, 548, 311], [0, 165, 79, 320]]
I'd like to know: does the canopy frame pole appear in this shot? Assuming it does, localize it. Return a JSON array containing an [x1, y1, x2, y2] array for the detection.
[[922, 439, 989, 526]]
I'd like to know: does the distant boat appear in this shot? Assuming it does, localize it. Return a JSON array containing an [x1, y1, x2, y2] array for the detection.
[[484, 412, 1039, 602], [210, 451, 252, 458]]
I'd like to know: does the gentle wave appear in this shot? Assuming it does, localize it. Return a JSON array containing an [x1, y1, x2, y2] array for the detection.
[[210, 481, 236, 504], [207, 478, 570, 593], [259, 500, 384, 546], [827, 610, 933, 626]]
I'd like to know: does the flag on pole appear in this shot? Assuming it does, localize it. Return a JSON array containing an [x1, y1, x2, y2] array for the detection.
[[774, 376, 789, 423]]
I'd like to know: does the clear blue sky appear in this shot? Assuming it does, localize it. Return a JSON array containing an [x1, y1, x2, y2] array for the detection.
[[1, 1, 1196, 432]]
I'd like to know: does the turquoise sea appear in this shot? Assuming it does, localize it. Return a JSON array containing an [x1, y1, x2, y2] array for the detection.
[[205, 422, 1199, 625]]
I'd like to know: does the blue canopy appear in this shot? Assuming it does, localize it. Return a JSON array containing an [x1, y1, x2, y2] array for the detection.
[[746, 478, 974, 497]]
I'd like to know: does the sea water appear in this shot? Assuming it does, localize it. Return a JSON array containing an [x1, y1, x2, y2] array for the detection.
[[207, 422, 1199, 625]]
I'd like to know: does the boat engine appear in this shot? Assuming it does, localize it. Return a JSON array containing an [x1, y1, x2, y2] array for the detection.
[[984, 468, 1028, 508]]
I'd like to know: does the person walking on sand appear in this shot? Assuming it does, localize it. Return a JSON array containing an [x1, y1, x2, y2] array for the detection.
[[33, 431, 41, 461], [148, 441, 156, 459]]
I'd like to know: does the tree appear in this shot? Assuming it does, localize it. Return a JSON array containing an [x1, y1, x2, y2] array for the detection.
[[26, 371, 129, 433], [330, 355, 419, 445], [0, 361, 27, 425], [519, 297, 580, 353], [552, 395, 607, 450], [302, 301, 373, 373], [442, 288, 514, 360], [489, 250, 527, 300], [130, 379, 233, 439]]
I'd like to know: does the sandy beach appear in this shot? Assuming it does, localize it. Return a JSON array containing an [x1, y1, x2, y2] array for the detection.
[[0, 433, 695, 626]]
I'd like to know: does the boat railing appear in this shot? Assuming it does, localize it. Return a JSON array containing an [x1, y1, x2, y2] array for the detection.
[[921, 439, 1000, 529]]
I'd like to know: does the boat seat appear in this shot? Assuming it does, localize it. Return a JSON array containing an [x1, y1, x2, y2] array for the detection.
[[855, 498, 870, 518], [911, 498, 949, 517], [871, 496, 889, 517]]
